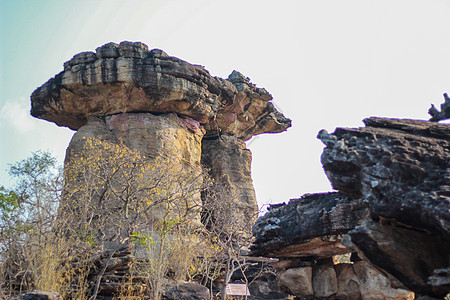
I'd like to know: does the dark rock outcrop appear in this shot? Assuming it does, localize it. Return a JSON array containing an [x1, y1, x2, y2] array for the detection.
[[18, 291, 62, 300], [251, 192, 369, 258], [343, 220, 450, 297], [319, 117, 450, 242], [252, 117, 449, 299], [429, 93, 450, 122], [318, 118, 450, 297]]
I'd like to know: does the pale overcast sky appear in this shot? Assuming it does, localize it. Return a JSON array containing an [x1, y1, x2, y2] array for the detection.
[[1, 0, 449, 208]]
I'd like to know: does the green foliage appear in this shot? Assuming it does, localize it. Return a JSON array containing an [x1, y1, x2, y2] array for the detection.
[[131, 231, 154, 247], [0, 186, 19, 219], [7, 150, 63, 227], [9, 150, 58, 180], [334, 253, 351, 264], [0, 151, 86, 298]]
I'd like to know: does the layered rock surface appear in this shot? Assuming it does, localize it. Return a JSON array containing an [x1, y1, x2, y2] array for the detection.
[[252, 117, 449, 299], [319, 117, 450, 241], [31, 41, 291, 141], [251, 192, 369, 258], [67, 112, 205, 166], [201, 135, 258, 231]]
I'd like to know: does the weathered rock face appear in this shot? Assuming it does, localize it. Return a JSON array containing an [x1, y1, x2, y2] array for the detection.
[[318, 118, 450, 297], [31, 42, 291, 298], [31, 41, 291, 141], [201, 135, 258, 231], [252, 117, 449, 299], [251, 192, 369, 258], [63, 112, 205, 244], [31, 42, 234, 129], [203, 71, 291, 141], [343, 220, 450, 297], [319, 117, 450, 241], [67, 112, 204, 165]]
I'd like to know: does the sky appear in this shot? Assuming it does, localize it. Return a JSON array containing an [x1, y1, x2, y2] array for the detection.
[[1, 0, 450, 208]]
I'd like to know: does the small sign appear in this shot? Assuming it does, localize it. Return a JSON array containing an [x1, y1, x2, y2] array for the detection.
[[225, 283, 250, 296]]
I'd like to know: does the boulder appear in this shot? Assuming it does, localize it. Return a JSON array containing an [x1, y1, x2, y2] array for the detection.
[[275, 262, 413, 299], [277, 267, 313, 297], [19, 291, 62, 300], [163, 282, 210, 300], [312, 265, 338, 297], [350, 262, 413, 300], [335, 263, 362, 299]]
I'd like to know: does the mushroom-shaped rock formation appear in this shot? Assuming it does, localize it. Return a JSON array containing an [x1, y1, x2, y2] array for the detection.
[[31, 41, 291, 242]]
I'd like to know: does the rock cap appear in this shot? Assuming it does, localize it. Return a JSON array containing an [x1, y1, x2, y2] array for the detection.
[[31, 41, 291, 140]]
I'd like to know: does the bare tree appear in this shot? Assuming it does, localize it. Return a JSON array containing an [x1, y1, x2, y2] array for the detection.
[[1, 140, 263, 300], [1, 139, 206, 299], [200, 179, 258, 300], [62, 137, 205, 299]]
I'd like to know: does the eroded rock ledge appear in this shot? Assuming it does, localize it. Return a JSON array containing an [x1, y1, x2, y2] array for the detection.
[[252, 117, 450, 299], [320, 117, 450, 241], [251, 192, 369, 258], [31, 41, 291, 141]]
